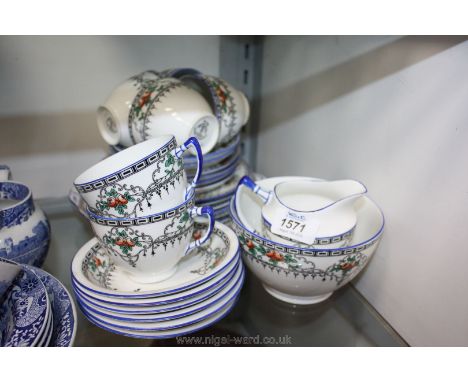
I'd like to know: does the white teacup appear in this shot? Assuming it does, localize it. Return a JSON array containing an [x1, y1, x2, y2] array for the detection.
[[97, 71, 219, 154], [74, 135, 203, 218], [176, 73, 250, 144], [87, 191, 215, 284], [238, 176, 366, 246]]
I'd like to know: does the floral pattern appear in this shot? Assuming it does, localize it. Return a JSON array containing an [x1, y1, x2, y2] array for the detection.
[[237, 232, 368, 286], [207, 77, 237, 143], [101, 211, 192, 267], [94, 151, 183, 218], [0, 266, 48, 347], [190, 225, 230, 275], [128, 77, 184, 144]]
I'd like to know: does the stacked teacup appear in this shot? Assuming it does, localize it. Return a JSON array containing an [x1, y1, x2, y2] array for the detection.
[[71, 136, 244, 339], [103, 69, 254, 225]]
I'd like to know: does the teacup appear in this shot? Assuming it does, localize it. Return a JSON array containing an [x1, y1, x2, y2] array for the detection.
[[238, 176, 367, 246], [97, 71, 219, 154], [0, 165, 11, 181], [74, 135, 203, 218], [87, 191, 215, 284], [176, 73, 250, 144]]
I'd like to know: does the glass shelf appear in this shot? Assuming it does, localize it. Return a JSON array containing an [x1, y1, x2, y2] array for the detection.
[[38, 198, 406, 347]]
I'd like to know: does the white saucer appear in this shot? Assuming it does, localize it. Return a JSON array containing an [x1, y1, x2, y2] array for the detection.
[[77, 262, 244, 323], [78, 266, 244, 331], [81, 298, 238, 339], [71, 221, 240, 298], [72, 259, 241, 314]]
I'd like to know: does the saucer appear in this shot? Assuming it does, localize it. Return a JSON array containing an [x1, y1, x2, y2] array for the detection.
[[80, 298, 237, 339], [72, 259, 240, 313], [77, 267, 244, 331], [36, 307, 53, 347], [184, 135, 240, 168], [0, 264, 50, 347], [77, 263, 243, 323], [29, 267, 77, 347], [196, 161, 249, 202], [71, 221, 240, 298]]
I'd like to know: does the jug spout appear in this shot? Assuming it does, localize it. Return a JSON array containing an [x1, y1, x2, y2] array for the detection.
[[322, 179, 367, 213]]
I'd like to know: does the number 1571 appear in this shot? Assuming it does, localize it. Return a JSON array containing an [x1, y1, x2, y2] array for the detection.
[[281, 219, 306, 232]]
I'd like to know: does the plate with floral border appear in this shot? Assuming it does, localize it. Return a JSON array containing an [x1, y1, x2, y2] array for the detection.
[[71, 221, 239, 298], [0, 260, 50, 347], [76, 262, 243, 323], [77, 268, 244, 331], [27, 266, 77, 347], [72, 259, 240, 313]]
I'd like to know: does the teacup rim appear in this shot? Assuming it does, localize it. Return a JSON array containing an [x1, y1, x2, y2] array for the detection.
[[74, 135, 176, 187]]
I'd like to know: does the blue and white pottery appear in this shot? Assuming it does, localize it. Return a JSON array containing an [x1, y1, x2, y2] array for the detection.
[[96, 71, 219, 154], [231, 176, 384, 305], [77, 268, 244, 332], [0, 261, 50, 346], [71, 221, 240, 298], [71, 257, 240, 313], [0, 260, 20, 301], [80, 297, 238, 340], [28, 267, 77, 347], [87, 190, 215, 284], [74, 135, 204, 218], [76, 262, 243, 324], [36, 305, 53, 347], [0, 177, 50, 268]]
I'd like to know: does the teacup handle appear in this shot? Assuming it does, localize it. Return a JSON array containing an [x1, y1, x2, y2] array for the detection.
[[238, 175, 271, 204], [174, 137, 203, 200], [0, 165, 12, 181], [184, 206, 215, 255]]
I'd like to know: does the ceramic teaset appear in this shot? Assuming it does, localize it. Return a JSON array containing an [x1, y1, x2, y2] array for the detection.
[[71, 134, 245, 339], [230, 175, 384, 305], [97, 68, 253, 225]]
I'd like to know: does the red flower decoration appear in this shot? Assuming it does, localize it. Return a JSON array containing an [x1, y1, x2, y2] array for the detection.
[[139, 92, 152, 108], [266, 251, 284, 262], [246, 240, 255, 249], [193, 231, 202, 241], [94, 257, 102, 267]]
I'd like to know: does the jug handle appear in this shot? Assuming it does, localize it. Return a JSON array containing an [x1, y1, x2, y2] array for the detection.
[[238, 175, 271, 204], [0, 165, 12, 182]]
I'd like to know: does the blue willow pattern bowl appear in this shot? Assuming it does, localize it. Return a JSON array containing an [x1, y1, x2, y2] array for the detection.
[[0, 181, 51, 267]]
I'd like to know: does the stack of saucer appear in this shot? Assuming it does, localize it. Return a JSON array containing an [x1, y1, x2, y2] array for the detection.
[[71, 136, 244, 339], [71, 222, 243, 339], [0, 258, 77, 347]]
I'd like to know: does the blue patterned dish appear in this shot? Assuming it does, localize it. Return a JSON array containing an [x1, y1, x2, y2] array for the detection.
[[27, 267, 77, 347], [0, 261, 50, 347]]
